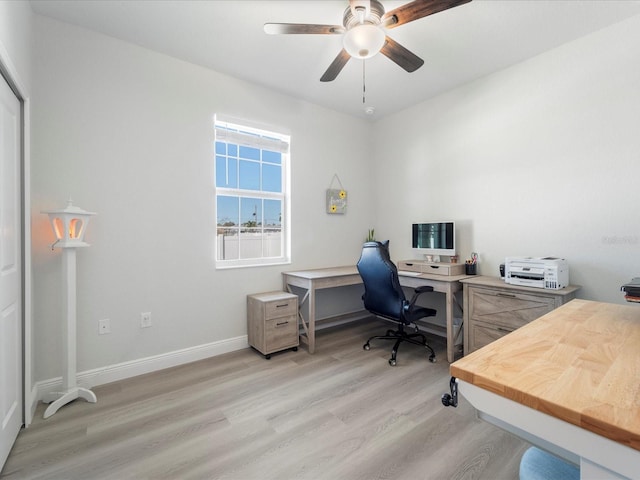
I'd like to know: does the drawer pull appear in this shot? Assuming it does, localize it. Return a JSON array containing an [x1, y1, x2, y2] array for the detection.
[[276, 321, 289, 327], [275, 303, 289, 308], [497, 327, 511, 332], [496, 293, 516, 298]]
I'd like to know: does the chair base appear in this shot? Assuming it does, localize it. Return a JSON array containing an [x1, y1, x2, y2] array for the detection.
[[363, 324, 436, 366]]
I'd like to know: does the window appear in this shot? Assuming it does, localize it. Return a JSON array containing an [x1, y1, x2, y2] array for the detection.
[[214, 116, 290, 268]]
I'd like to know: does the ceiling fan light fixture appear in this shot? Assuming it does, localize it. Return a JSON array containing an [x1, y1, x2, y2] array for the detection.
[[343, 24, 385, 59]]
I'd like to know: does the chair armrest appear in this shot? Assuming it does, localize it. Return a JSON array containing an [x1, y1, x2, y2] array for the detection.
[[414, 285, 434, 294], [408, 285, 434, 308]]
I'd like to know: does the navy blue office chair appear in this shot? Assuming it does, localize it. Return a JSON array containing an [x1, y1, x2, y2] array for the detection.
[[357, 241, 437, 366]]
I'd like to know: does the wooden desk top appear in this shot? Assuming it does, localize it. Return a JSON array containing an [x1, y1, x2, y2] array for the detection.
[[282, 266, 357, 280], [283, 265, 469, 284], [451, 299, 640, 451]]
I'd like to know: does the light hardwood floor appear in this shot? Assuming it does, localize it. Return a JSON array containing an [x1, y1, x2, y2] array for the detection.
[[1, 319, 528, 480]]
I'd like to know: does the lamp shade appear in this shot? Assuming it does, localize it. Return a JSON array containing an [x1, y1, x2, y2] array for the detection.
[[43, 199, 96, 248], [343, 24, 385, 59]]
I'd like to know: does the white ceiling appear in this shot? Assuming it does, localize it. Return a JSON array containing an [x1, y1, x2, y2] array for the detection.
[[30, 0, 640, 120]]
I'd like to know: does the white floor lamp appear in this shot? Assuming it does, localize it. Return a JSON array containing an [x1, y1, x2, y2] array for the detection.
[[43, 200, 97, 419]]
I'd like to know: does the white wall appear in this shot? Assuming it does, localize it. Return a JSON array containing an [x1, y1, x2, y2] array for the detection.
[[0, 1, 32, 89], [372, 14, 640, 306], [32, 16, 374, 382]]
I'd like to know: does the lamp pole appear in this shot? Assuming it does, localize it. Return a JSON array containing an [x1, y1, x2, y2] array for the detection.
[[43, 247, 97, 419]]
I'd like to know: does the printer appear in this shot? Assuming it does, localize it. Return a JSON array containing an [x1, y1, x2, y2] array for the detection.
[[505, 257, 569, 289]]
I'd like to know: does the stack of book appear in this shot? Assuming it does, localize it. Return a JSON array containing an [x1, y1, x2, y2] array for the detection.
[[621, 278, 640, 303]]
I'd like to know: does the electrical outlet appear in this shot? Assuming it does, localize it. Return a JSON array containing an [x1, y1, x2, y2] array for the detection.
[[98, 318, 111, 335], [140, 312, 152, 328]]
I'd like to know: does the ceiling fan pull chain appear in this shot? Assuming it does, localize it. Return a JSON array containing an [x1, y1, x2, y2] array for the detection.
[[362, 60, 366, 104]]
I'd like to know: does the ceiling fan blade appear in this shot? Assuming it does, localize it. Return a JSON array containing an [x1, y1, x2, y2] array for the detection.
[[320, 50, 351, 82], [382, 0, 472, 29], [380, 36, 424, 72], [264, 23, 345, 35]]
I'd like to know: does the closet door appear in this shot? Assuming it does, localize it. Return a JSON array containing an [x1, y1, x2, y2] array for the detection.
[[0, 71, 23, 469]]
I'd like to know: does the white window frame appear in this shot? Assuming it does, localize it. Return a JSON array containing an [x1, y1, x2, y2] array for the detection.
[[214, 115, 291, 269]]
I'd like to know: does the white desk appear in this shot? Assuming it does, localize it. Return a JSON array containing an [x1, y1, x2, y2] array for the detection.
[[450, 299, 640, 479], [282, 266, 468, 362]]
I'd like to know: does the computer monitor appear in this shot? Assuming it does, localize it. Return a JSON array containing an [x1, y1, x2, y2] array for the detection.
[[412, 221, 456, 259]]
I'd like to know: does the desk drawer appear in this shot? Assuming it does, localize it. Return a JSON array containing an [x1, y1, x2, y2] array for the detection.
[[398, 261, 422, 273], [398, 260, 465, 276], [421, 263, 464, 276], [468, 320, 514, 352], [265, 315, 298, 351], [265, 298, 297, 319], [468, 286, 555, 330]]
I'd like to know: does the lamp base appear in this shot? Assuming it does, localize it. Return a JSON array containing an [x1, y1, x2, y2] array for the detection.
[[43, 387, 97, 419]]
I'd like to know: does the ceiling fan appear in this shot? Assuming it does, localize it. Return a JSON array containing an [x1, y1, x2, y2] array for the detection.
[[264, 0, 472, 82]]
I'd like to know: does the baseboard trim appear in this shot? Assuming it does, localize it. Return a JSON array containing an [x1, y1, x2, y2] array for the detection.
[[34, 335, 249, 405]]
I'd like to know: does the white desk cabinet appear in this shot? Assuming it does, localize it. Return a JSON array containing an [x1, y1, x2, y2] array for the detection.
[[247, 291, 299, 359], [461, 276, 579, 355]]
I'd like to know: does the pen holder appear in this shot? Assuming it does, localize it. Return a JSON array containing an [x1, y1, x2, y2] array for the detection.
[[465, 263, 477, 275]]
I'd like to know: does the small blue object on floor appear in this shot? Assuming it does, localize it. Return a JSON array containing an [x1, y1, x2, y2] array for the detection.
[[519, 447, 580, 480]]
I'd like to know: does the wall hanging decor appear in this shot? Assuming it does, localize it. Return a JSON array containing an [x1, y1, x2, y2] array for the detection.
[[326, 174, 347, 214]]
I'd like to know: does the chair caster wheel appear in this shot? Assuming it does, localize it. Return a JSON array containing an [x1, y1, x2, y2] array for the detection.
[[292, 347, 298, 351], [389, 358, 397, 366], [429, 355, 437, 363], [265, 354, 271, 360], [363, 343, 370, 351]]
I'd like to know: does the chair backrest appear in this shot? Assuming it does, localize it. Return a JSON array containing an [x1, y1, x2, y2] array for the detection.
[[356, 241, 407, 322]]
